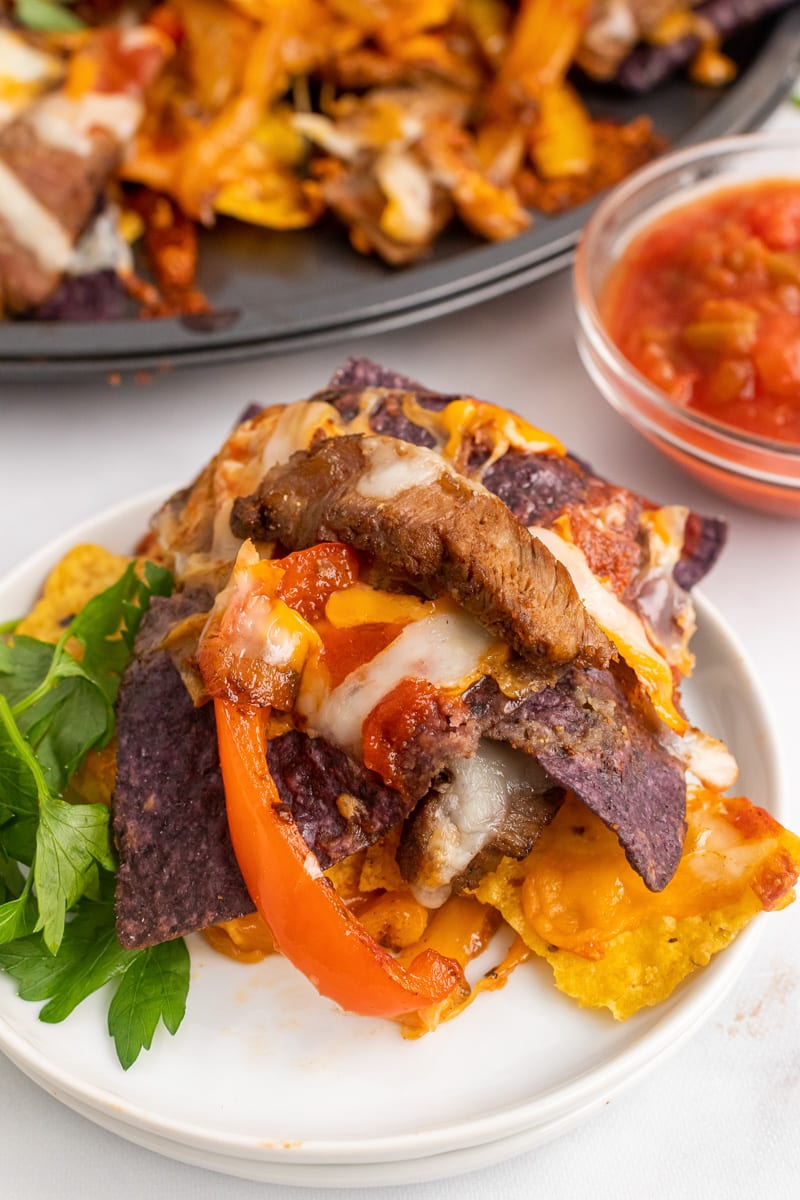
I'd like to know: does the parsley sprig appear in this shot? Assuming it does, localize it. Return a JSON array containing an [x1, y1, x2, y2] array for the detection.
[[0, 560, 191, 1069], [13, 0, 86, 33]]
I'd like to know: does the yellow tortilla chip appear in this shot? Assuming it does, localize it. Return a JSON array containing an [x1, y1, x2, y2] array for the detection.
[[324, 850, 365, 898], [16, 543, 132, 643], [475, 859, 759, 1020], [14, 544, 132, 809], [475, 788, 800, 1019], [64, 740, 119, 809], [359, 826, 407, 893]]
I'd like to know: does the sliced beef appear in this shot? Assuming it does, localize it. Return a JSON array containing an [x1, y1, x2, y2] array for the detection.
[[0, 215, 57, 312], [266, 730, 413, 867], [0, 119, 118, 241], [321, 359, 727, 596], [465, 667, 687, 891], [0, 26, 167, 313], [113, 592, 254, 948], [155, 360, 725, 612], [231, 434, 612, 671], [397, 740, 564, 904]]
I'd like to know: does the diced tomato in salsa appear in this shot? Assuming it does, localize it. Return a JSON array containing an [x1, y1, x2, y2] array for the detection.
[[602, 180, 800, 445]]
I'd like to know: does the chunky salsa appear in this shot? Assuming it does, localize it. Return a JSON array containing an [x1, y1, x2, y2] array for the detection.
[[602, 180, 800, 445]]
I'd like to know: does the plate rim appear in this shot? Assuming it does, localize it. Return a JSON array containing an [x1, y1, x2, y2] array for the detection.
[[0, 486, 785, 1169]]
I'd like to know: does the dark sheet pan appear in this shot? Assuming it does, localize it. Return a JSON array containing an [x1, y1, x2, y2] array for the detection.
[[3, 9, 800, 380]]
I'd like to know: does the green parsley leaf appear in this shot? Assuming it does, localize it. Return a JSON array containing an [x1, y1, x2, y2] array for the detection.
[[0, 692, 113, 952], [0, 888, 190, 1068], [0, 848, 25, 903], [0, 636, 53, 710], [34, 792, 115, 953], [0, 709, 39, 819], [13, 0, 85, 33], [108, 939, 191, 1070], [0, 558, 183, 1067], [69, 561, 173, 706], [0, 816, 37, 868], [21, 678, 111, 795], [0, 877, 36, 943], [0, 893, 131, 1023]]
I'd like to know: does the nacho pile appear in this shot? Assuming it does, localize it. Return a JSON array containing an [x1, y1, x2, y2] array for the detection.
[[15, 361, 798, 1028]]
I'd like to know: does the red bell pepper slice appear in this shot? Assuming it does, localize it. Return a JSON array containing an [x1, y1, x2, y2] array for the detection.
[[214, 699, 463, 1018]]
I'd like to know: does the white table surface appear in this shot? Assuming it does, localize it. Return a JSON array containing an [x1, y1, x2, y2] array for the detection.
[[1, 96, 800, 1200]]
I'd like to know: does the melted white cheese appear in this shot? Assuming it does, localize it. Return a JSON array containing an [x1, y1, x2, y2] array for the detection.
[[29, 92, 143, 157], [259, 400, 342, 477], [298, 608, 495, 753], [530, 523, 683, 729], [0, 31, 60, 129], [292, 112, 361, 161], [0, 29, 58, 84], [664, 726, 738, 791], [374, 147, 434, 243], [356, 438, 442, 500], [410, 741, 550, 908], [0, 160, 72, 273], [68, 206, 133, 276]]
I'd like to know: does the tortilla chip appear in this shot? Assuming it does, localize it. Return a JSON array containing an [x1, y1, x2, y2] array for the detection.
[[475, 858, 759, 1019], [359, 826, 408, 893], [64, 740, 119, 808], [325, 850, 366, 899], [16, 543, 132, 643], [475, 789, 800, 1019]]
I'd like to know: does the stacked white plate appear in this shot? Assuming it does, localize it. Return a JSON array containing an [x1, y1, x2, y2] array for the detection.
[[0, 493, 780, 1186]]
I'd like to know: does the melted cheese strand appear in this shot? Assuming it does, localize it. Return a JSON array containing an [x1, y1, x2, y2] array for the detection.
[[298, 608, 497, 753], [356, 437, 443, 499], [259, 400, 343, 476], [0, 160, 72, 273], [531, 524, 686, 732], [400, 395, 565, 467], [29, 92, 143, 157]]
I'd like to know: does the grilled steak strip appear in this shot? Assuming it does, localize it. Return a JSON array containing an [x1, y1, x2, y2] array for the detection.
[[0, 27, 168, 314], [320, 359, 727, 598], [231, 434, 612, 671], [397, 741, 564, 903]]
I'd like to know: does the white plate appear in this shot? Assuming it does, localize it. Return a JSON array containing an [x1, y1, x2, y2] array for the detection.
[[0, 487, 784, 1186]]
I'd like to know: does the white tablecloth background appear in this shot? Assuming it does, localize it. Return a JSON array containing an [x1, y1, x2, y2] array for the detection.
[[1, 89, 798, 1200]]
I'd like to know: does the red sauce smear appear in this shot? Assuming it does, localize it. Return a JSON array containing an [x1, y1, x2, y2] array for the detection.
[[602, 179, 800, 445], [275, 544, 359, 623], [318, 622, 405, 690], [362, 679, 452, 794]]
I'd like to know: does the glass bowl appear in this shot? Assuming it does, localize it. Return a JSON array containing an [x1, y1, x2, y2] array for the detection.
[[574, 131, 800, 517]]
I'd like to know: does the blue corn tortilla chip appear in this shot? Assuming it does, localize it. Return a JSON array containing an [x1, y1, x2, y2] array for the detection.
[[113, 592, 254, 948], [466, 667, 687, 891]]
